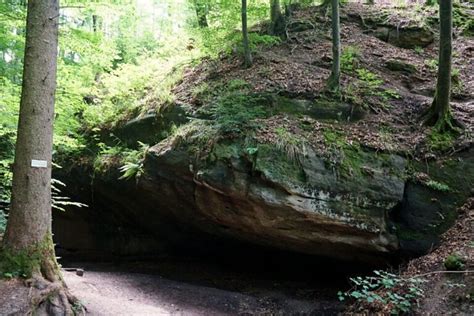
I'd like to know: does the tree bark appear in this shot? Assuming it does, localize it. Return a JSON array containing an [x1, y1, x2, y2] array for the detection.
[[2, 0, 78, 313], [242, 0, 253, 68], [270, 0, 284, 35], [327, 0, 341, 92], [422, 0, 457, 129], [193, 0, 208, 28]]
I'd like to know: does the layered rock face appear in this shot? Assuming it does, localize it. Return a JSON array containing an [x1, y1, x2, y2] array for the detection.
[[138, 135, 406, 262], [52, 3, 474, 263], [53, 112, 473, 264]]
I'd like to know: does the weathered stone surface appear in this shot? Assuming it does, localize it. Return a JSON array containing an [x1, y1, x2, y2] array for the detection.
[[385, 59, 417, 74], [51, 93, 474, 266], [114, 103, 189, 147], [394, 149, 474, 256], [270, 96, 366, 122], [134, 134, 406, 263], [374, 26, 434, 49]]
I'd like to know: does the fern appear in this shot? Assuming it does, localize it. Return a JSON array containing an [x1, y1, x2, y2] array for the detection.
[[51, 179, 87, 211]]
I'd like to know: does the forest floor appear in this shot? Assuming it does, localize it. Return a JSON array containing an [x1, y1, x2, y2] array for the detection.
[[345, 198, 474, 314], [174, 3, 473, 157], [62, 257, 345, 315]]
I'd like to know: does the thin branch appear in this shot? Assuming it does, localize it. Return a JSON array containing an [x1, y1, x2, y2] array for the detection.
[[408, 270, 474, 279]]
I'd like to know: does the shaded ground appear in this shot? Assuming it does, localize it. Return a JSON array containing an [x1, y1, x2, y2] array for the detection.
[[345, 197, 474, 314], [63, 255, 349, 315], [406, 198, 474, 315], [0, 279, 30, 315]]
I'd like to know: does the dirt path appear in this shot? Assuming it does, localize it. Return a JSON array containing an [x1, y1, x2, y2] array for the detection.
[[63, 261, 343, 315]]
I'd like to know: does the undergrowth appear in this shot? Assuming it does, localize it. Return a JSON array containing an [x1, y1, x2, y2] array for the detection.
[[427, 129, 457, 152], [274, 127, 307, 164], [323, 129, 363, 178], [339, 270, 426, 315], [195, 79, 269, 136], [0, 249, 40, 279], [119, 141, 150, 180]]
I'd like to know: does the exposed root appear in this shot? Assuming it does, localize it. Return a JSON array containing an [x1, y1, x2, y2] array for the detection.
[[25, 275, 84, 316], [420, 105, 465, 133]]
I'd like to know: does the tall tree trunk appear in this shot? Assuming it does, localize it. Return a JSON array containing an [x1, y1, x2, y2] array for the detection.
[[92, 14, 98, 32], [2, 0, 77, 313], [194, 0, 208, 28], [327, 0, 340, 92], [242, 0, 253, 67], [422, 0, 457, 130], [270, 0, 284, 35]]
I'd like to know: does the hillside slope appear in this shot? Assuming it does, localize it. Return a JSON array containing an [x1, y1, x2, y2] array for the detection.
[[54, 3, 473, 264]]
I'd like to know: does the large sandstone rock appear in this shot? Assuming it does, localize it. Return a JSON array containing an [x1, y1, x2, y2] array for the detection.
[[53, 118, 472, 263], [373, 26, 434, 49], [137, 128, 406, 263]]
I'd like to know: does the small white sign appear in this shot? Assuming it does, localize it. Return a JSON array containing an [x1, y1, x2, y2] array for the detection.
[[31, 159, 48, 168]]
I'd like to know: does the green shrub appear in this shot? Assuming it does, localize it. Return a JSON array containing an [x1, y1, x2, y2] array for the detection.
[[274, 127, 307, 163], [119, 141, 150, 180], [0, 249, 40, 279], [341, 46, 360, 72], [427, 129, 456, 152], [425, 180, 451, 192], [338, 270, 426, 314], [213, 93, 267, 135], [444, 253, 466, 271]]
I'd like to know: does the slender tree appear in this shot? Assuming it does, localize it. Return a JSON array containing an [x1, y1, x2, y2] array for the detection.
[[270, 0, 284, 35], [327, 0, 341, 92], [422, 0, 459, 130], [242, 0, 253, 67], [193, 0, 209, 28], [1, 0, 77, 313]]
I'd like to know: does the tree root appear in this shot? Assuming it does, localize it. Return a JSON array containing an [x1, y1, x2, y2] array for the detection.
[[25, 276, 85, 316], [420, 106, 465, 133]]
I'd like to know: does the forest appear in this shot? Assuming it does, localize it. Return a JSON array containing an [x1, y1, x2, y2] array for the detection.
[[0, 0, 473, 314]]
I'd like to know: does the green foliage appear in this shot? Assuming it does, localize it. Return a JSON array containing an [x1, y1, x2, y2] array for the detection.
[[92, 140, 150, 180], [338, 270, 426, 314], [274, 127, 307, 164], [191, 79, 270, 136], [83, 56, 190, 129], [427, 129, 456, 151], [248, 33, 281, 51], [341, 46, 360, 72], [444, 253, 466, 271], [425, 180, 451, 192], [213, 93, 267, 135], [51, 178, 88, 212], [191, 0, 270, 57], [0, 210, 6, 235], [453, 3, 474, 36], [424, 58, 438, 72], [119, 142, 150, 180], [414, 46, 424, 55], [345, 68, 400, 108], [323, 129, 364, 177], [356, 68, 384, 89], [93, 142, 125, 173], [0, 249, 40, 279]]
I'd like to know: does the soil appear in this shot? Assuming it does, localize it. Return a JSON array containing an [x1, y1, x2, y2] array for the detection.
[[62, 255, 348, 315], [174, 3, 473, 158], [406, 198, 474, 315], [0, 279, 30, 315], [346, 198, 474, 314]]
